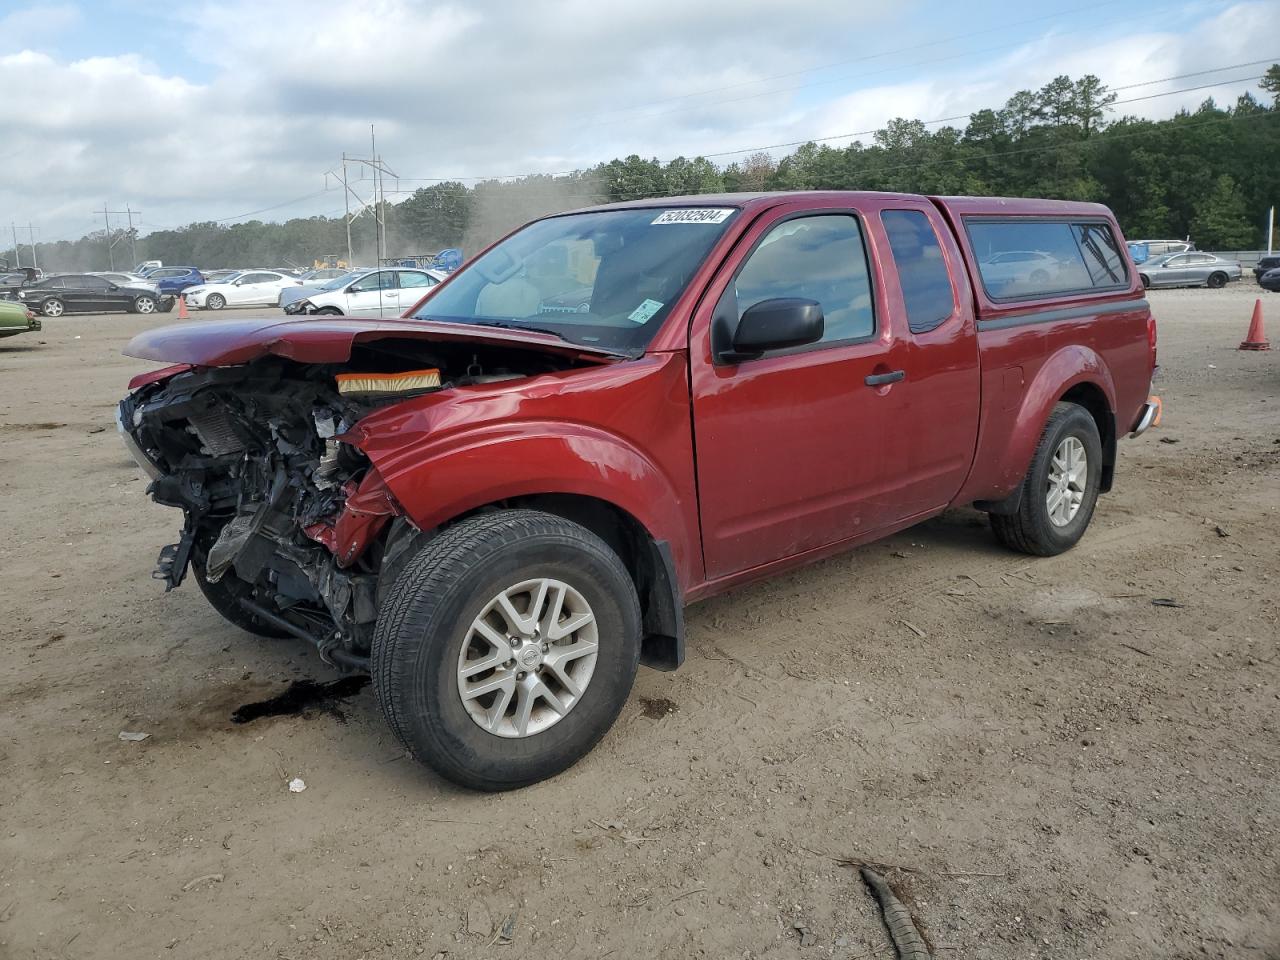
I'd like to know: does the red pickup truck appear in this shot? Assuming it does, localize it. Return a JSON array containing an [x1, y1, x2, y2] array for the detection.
[[118, 191, 1159, 790]]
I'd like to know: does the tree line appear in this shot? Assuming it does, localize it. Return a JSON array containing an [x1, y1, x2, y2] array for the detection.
[[8, 66, 1278, 272]]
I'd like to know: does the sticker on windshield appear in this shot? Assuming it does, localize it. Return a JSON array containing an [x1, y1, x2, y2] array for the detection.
[[627, 299, 664, 324], [651, 208, 733, 225]]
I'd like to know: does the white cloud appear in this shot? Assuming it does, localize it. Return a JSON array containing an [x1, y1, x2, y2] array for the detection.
[[0, 0, 1273, 241], [0, 3, 80, 50]]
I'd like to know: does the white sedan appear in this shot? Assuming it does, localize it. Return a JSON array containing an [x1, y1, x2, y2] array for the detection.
[[184, 270, 301, 309], [284, 267, 446, 316]]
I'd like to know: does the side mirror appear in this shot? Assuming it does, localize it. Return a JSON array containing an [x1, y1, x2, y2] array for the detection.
[[718, 298, 824, 363], [233, 279, 243, 286], [108, 284, 119, 291]]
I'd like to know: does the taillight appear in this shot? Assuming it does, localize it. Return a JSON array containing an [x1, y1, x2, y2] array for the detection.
[[1147, 314, 1158, 371]]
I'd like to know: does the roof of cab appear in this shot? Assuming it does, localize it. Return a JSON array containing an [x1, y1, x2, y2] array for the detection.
[[931, 195, 1116, 218], [579, 190, 927, 213], [576, 191, 1117, 220]]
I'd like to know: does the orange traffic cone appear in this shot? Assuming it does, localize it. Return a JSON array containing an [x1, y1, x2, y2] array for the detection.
[[1239, 299, 1270, 351], [176, 294, 189, 320]]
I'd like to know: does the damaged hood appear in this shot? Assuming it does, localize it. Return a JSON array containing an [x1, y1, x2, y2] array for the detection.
[[123, 316, 621, 367]]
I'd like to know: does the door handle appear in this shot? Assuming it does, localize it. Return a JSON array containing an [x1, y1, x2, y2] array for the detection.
[[864, 370, 905, 386]]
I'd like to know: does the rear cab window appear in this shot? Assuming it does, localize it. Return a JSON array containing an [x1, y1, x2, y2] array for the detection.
[[881, 210, 956, 334], [965, 219, 1129, 301]]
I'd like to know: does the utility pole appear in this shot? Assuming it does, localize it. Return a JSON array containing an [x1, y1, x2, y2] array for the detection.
[[27, 223, 38, 271], [343, 153, 352, 267], [103, 204, 115, 269], [101, 205, 140, 270], [125, 206, 138, 268], [10, 222, 21, 269], [326, 132, 397, 293]]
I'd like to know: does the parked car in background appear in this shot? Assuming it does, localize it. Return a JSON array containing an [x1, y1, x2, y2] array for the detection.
[[16, 273, 166, 316], [1126, 239, 1194, 264], [0, 298, 40, 338], [120, 191, 1159, 790], [1253, 254, 1280, 283], [90, 271, 159, 292], [147, 266, 204, 295], [1138, 252, 1242, 289], [297, 267, 350, 283], [977, 250, 1062, 295], [0, 267, 40, 293], [1258, 267, 1280, 293], [182, 270, 302, 310], [283, 267, 445, 315], [278, 269, 369, 310], [201, 269, 243, 284], [134, 260, 163, 274]]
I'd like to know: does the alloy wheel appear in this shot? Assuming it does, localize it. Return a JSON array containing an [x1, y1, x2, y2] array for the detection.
[[1046, 436, 1087, 526], [456, 577, 599, 738]]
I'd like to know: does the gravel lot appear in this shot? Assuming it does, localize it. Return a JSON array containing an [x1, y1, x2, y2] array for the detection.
[[1, 286, 1277, 960]]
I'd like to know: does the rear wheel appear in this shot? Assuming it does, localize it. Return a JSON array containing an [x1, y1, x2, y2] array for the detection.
[[206, 293, 226, 310], [1206, 272, 1227, 289], [41, 298, 64, 317], [133, 295, 156, 314], [989, 402, 1103, 557], [372, 510, 641, 791]]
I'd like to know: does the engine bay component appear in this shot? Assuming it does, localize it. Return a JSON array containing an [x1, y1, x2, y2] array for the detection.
[[336, 368, 441, 399]]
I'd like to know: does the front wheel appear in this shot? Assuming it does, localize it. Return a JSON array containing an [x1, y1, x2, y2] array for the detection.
[[1206, 272, 1227, 289], [206, 293, 226, 310], [989, 402, 1103, 556], [1139, 274, 1151, 290], [41, 298, 64, 317], [372, 510, 642, 791], [133, 295, 156, 314]]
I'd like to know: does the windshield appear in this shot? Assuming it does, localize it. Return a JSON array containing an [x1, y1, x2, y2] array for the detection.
[[410, 206, 739, 352]]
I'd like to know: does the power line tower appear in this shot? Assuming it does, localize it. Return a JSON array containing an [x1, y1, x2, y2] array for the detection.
[[99, 205, 141, 270], [325, 124, 398, 270]]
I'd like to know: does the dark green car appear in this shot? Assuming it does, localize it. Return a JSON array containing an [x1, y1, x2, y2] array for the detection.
[[0, 298, 41, 338]]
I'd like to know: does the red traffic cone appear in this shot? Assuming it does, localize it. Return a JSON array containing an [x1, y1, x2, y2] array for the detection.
[[1239, 299, 1270, 351], [176, 294, 189, 320]]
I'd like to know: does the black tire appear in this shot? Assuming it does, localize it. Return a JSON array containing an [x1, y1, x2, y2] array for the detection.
[[315, 306, 343, 315], [41, 297, 64, 318], [372, 509, 641, 791], [133, 295, 156, 314], [206, 293, 226, 310], [1206, 272, 1227, 289], [989, 402, 1103, 557], [1139, 274, 1150, 290], [158, 296, 175, 312], [191, 547, 292, 639]]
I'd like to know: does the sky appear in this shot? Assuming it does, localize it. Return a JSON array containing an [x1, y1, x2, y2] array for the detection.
[[1, 0, 1275, 243]]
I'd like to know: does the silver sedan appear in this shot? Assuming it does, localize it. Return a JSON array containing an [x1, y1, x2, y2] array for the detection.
[[1138, 252, 1242, 290]]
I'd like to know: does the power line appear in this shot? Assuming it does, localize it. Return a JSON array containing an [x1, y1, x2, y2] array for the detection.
[[577, 2, 1243, 129], [582, 0, 1130, 124], [376, 63, 1277, 183]]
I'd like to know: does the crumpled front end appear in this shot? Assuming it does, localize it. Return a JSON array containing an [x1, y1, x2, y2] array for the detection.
[[118, 335, 603, 669], [118, 361, 406, 667]]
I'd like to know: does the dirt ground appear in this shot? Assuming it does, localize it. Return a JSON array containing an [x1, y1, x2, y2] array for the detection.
[[1, 285, 1277, 960]]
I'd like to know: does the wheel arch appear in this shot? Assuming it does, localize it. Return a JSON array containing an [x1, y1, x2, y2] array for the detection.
[[966, 344, 1116, 511], [381, 493, 684, 672]]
